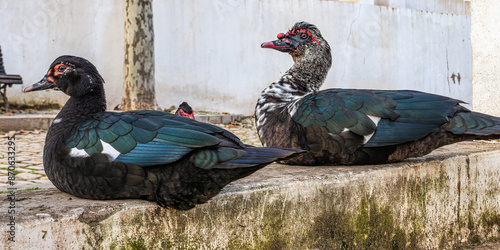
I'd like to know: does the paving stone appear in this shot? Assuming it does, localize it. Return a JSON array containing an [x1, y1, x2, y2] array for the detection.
[[20, 160, 43, 165], [17, 168, 36, 173], [32, 179, 51, 184], [16, 173, 42, 181], [221, 115, 233, 124], [27, 145, 44, 149], [28, 150, 43, 154], [34, 170, 46, 175], [12, 180, 35, 186], [207, 116, 222, 124], [11, 156, 31, 162], [30, 165, 44, 171], [13, 163, 31, 168]]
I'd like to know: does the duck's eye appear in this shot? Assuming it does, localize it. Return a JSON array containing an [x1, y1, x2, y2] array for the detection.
[[301, 33, 308, 39], [57, 65, 66, 72]]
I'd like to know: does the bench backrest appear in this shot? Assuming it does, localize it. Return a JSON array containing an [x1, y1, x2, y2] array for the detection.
[[0, 47, 6, 75]]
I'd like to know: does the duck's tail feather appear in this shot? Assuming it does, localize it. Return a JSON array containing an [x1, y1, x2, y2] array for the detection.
[[443, 111, 500, 136], [212, 146, 304, 169]]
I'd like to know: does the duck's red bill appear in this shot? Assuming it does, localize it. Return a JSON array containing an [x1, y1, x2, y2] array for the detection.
[[261, 40, 291, 53]]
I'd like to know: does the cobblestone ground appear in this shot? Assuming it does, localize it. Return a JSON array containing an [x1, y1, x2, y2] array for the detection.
[[0, 117, 261, 189], [1, 129, 49, 189]]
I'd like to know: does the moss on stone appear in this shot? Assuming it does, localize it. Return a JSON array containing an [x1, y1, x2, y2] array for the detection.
[[308, 196, 408, 249], [310, 205, 356, 249], [259, 204, 289, 249], [119, 238, 146, 250], [481, 210, 500, 235]]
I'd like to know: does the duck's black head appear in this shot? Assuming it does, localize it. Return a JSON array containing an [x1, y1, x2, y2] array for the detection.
[[25, 55, 104, 98], [261, 21, 330, 62], [175, 102, 194, 119]]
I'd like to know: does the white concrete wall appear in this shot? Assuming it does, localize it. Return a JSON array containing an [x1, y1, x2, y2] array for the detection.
[[0, 0, 470, 115], [0, 0, 124, 108], [471, 0, 500, 116]]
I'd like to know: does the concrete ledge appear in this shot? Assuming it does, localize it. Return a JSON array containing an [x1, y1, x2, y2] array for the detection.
[[0, 114, 242, 131], [2, 141, 500, 249], [195, 114, 242, 124], [0, 115, 56, 131]]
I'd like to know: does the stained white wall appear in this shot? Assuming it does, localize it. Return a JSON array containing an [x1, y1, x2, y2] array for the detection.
[[0, 0, 471, 115], [0, 0, 124, 108], [471, 0, 500, 116]]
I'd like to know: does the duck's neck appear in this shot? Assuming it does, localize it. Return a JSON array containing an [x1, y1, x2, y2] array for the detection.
[[256, 47, 332, 115], [287, 48, 332, 93], [55, 88, 107, 125]]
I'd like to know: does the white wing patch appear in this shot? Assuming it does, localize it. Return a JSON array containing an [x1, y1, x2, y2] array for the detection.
[[69, 140, 121, 161], [363, 116, 381, 144], [329, 116, 381, 144], [70, 147, 90, 158], [53, 118, 62, 124], [100, 140, 120, 161]]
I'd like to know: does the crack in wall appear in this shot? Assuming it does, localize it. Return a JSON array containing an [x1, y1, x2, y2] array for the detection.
[[446, 50, 451, 93], [342, 6, 362, 83]]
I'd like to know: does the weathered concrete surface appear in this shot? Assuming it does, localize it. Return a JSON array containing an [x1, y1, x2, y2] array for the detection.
[[471, 0, 500, 116], [2, 141, 500, 249], [0, 115, 56, 131]]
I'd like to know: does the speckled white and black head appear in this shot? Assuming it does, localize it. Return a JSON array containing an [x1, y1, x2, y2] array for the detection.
[[255, 22, 332, 136]]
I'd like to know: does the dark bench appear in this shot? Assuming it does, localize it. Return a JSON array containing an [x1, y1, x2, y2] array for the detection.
[[0, 46, 23, 111]]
